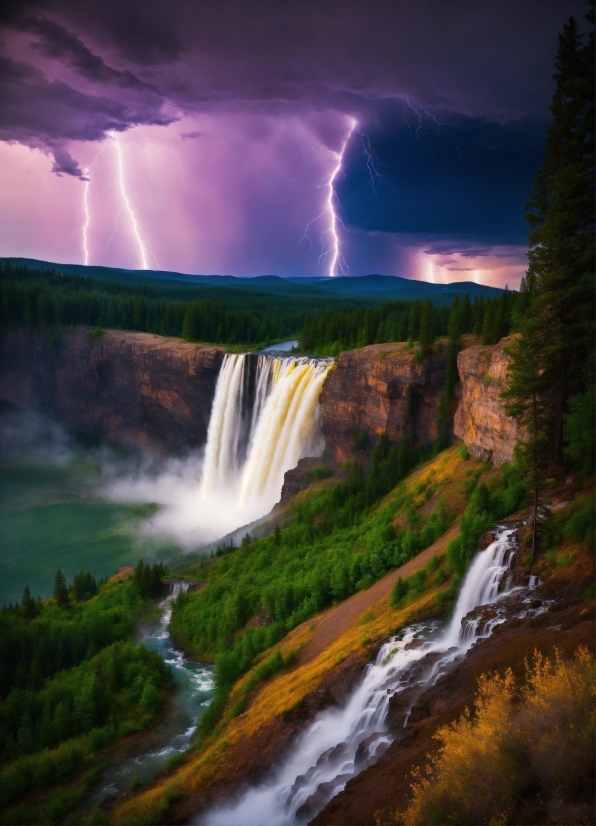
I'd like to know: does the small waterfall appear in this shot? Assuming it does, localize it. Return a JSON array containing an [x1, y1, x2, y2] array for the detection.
[[200, 353, 332, 515], [203, 526, 548, 826], [169, 581, 190, 598]]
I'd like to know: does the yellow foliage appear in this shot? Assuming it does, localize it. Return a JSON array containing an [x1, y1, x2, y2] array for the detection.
[[402, 670, 518, 826], [517, 646, 596, 795], [399, 648, 595, 826]]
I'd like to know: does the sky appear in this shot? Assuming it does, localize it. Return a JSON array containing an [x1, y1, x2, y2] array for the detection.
[[0, 0, 588, 287]]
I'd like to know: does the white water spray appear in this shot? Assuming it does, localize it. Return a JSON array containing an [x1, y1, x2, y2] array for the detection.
[[108, 353, 331, 547], [203, 527, 546, 826]]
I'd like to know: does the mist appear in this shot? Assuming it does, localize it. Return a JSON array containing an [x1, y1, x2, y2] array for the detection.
[[0, 403, 74, 465], [103, 452, 272, 550]]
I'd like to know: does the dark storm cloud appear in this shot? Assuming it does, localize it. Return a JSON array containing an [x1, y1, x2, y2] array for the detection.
[[16, 15, 155, 90], [97, 5, 182, 66], [50, 145, 85, 177], [52, 0, 586, 120], [1, 0, 585, 154], [0, 56, 173, 177], [336, 106, 545, 242], [0, 0, 587, 257]]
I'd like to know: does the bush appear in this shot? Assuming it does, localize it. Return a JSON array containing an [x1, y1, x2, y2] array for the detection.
[[563, 498, 595, 549], [310, 465, 331, 481], [401, 648, 595, 825], [164, 752, 185, 773], [139, 680, 162, 714]]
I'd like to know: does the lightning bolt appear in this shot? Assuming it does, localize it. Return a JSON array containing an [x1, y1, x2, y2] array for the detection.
[[400, 98, 479, 167], [326, 118, 357, 276], [82, 171, 90, 265], [112, 132, 148, 270], [74, 148, 106, 266], [359, 132, 400, 201], [300, 118, 357, 277]]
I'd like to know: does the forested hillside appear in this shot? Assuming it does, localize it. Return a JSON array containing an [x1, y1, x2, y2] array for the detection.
[[0, 562, 169, 823], [169, 446, 529, 743], [0, 261, 516, 351]]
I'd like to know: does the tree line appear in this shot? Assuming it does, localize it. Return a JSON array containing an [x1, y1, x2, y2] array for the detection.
[[299, 288, 519, 355], [0, 261, 515, 352], [0, 263, 355, 346]]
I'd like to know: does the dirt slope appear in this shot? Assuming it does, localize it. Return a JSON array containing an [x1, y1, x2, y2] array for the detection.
[[297, 525, 459, 666]]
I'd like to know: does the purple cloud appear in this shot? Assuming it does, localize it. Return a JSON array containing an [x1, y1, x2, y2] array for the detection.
[[19, 15, 155, 91], [0, 56, 174, 176]]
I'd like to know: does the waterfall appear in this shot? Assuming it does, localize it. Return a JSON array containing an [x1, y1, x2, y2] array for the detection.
[[169, 581, 190, 598], [200, 355, 249, 494], [202, 526, 548, 826], [200, 353, 331, 517]]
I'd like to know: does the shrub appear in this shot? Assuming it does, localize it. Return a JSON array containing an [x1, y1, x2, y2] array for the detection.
[[400, 648, 595, 825]]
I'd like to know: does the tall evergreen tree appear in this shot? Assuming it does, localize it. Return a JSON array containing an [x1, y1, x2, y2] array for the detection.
[[504, 3, 595, 549], [523, 5, 595, 461], [53, 569, 68, 607], [21, 585, 35, 618]]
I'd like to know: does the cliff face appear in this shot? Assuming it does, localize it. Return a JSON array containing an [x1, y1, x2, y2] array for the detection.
[[1, 328, 519, 469], [0, 328, 225, 455], [454, 336, 519, 466], [319, 343, 447, 465]]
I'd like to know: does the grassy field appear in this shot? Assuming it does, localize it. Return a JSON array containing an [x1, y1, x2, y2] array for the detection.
[[0, 456, 175, 605]]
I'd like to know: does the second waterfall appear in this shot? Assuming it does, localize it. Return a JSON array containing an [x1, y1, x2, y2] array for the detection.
[[199, 353, 332, 525]]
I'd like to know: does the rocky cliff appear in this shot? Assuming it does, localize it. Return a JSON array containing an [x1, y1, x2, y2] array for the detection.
[[319, 343, 447, 465], [0, 328, 225, 455], [454, 336, 520, 466], [0, 328, 520, 470]]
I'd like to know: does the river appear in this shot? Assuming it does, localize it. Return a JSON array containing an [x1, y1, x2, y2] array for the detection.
[[85, 584, 214, 807]]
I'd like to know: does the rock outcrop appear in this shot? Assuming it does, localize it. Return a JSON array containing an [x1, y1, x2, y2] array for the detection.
[[454, 336, 519, 466], [0, 328, 225, 455], [319, 343, 447, 465]]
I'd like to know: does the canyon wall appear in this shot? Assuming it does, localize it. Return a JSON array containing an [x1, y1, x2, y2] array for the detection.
[[0, 328, 225, 455], [319, 342, 447, 465], [454, 336, 519, 466], [0, 328, 519, 468]]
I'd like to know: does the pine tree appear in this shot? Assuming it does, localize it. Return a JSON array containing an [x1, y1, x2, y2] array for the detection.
[[21, 585, 35, 619], [523, 6, 595, 461], [53, 569, 68, 607], [504, 3, 594, 549], [419, 300, 435, 354]]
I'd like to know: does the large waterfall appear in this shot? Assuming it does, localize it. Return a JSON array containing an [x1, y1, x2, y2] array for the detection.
[[105, 352, 331, 548], [202, 526, 547, 826], [198, 353, 332, 536]]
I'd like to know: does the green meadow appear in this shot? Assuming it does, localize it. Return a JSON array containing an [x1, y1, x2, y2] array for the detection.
[[0, 456, 174, 605]]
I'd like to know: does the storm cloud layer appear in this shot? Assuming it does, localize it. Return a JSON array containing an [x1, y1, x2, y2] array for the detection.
[[0, 0, 588, 281]]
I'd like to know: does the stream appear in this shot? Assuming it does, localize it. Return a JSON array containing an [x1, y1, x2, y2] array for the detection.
[[85, 583, 215, 807], [202, 524, 550, 826]]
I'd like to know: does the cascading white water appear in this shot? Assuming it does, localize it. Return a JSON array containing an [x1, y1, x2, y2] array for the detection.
[[239, 358, 330, 506], [202, 526, 547, 826], [200, 353, 331, 516], [104, 352, 331, 548], [200, 355, 249, 494]]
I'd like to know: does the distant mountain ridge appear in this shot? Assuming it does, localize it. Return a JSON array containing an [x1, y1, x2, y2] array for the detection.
[[1, 258, 505, 302]]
